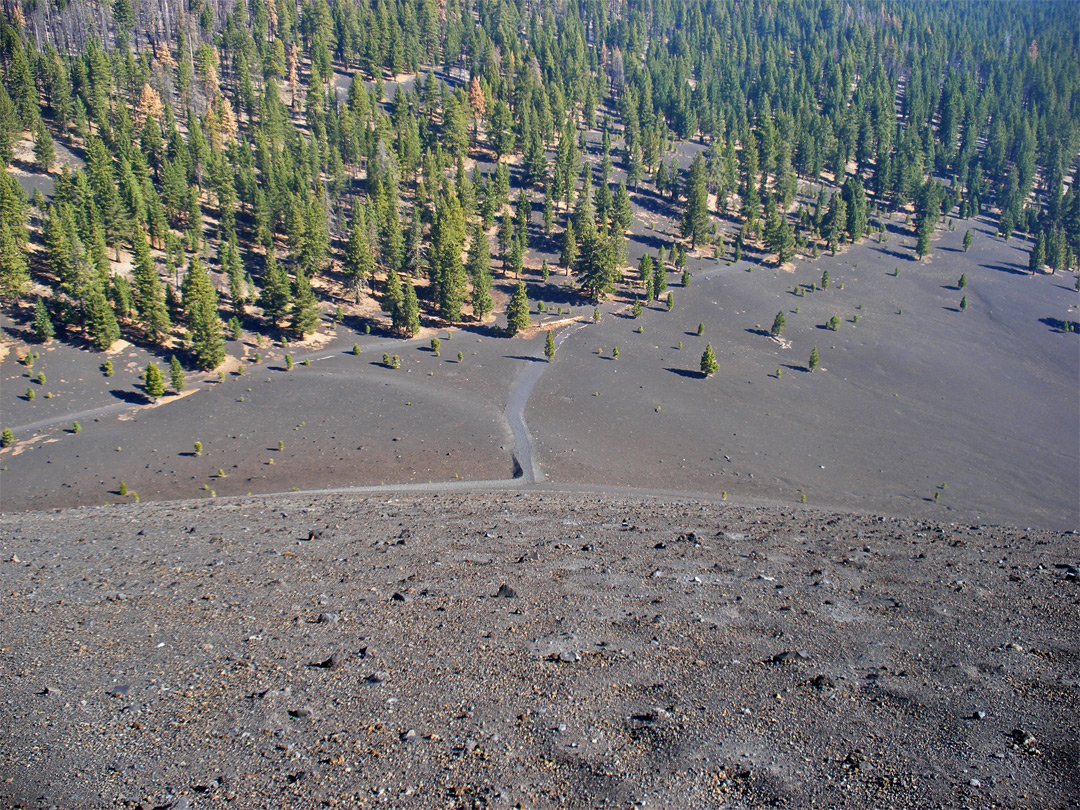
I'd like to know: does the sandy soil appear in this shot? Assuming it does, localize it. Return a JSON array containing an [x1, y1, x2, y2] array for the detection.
[[0, 491, 1076, 809], [530, 217, 1079, 531]]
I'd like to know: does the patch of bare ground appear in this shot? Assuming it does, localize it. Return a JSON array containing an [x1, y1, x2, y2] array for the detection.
[[0, 491, 1076, 809]]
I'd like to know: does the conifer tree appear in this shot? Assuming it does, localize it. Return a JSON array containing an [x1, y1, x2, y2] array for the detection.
[[395, 277, 420, 336], [144, 361, 165, 399], [505, 281, 530, 336], [466, 224, 494, 320], [560, 220, 578, 275], [545, 329, 556, 361], [612, 181, 634, 232], [0, 223, 29, 299], [169, 355, 185, 393], [343, 201, 374, 301], [33, 120, 55, 172], [1029, 231, 1046, 274], [638, 254, 653, 291], [681, 153, 709, 248], [289, 270, 321, 337], [85, 282, 120, 350], [382, 266, 403, 315], [33, 297, 55, 342], [700, 343, 718, 377], [771, 311, 786, 337], [258, 249, 292, 327], [184, 259, 225, 370], [809, 346, 820, 372], [131, 228, 171, 343]]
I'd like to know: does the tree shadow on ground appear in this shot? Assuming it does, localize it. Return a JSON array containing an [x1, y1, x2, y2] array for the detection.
[[666, 367, 704, 379], [986, 263, 1029, 276], [110, 389, 151, 404], [504, 355, 547, 363], [629, 232, 670, 253], [782, 363, 810, 373], [458, 322, 507, 339]]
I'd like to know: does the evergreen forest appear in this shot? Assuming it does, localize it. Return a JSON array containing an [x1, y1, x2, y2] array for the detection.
[[0, 0, 1077, 368]]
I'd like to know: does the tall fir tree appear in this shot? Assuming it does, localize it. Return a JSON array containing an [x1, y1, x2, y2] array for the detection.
[[289, 270, 321, 337], [505, 281, 530, 335]]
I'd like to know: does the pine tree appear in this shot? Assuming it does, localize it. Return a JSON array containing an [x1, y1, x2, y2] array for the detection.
[[131, 229, 171, 343], [681, 153, 709, 248], [184, 259, 225, 370], [85, 282, 120, 350], [343, 201, 374, 300], [809, 346, 820, 372], [1029, 231, 1046, 274], [700, 343, 718, 377], [258, 249, 292, 327], [0, 223, 29, 299], [560, 220, 578, 274], [33, 120, 55, 172], [467, 223, 494, 320], [612, 181, 634, 232], [395, 277, 420, 336], [771, 311, 786, 337], [33, 297, 55, 342], [382, 267, 403, 314], [545, 329, 555, 361], [144, 361, 165, 399], [505, 281, 530, 336], [651, 262, 667, 301], [963, 230, 972, 251], [289, 270, 321, 337], [169, 355, 186, 393], [633, 256, 652, 295]]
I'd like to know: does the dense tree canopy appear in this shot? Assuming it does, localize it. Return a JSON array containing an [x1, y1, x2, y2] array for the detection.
[[0, 0, 1075, 365]]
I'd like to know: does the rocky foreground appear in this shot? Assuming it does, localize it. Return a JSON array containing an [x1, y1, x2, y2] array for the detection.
[[1, 491, 1076, 809]]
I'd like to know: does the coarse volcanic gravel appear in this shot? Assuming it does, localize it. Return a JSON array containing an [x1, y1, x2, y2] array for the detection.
[[1, 491, 1077, 809]]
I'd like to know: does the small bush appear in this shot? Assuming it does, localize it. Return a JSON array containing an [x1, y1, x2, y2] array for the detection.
[[26, 388, 34, 401], [352, 344, 361, 355], [36, 372, 45, 385], [193, 441, 203, 456], [1, 427, 14, 447], [119, 481, 128, 496], [72, 421, 81, 433], [383, 353, 391, 367], [284, 354, 293, 370], [103, 361, 114, 377]]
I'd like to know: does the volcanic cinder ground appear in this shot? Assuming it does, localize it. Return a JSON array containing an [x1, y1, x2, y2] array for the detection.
[[1, 492, 1078, 810]]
